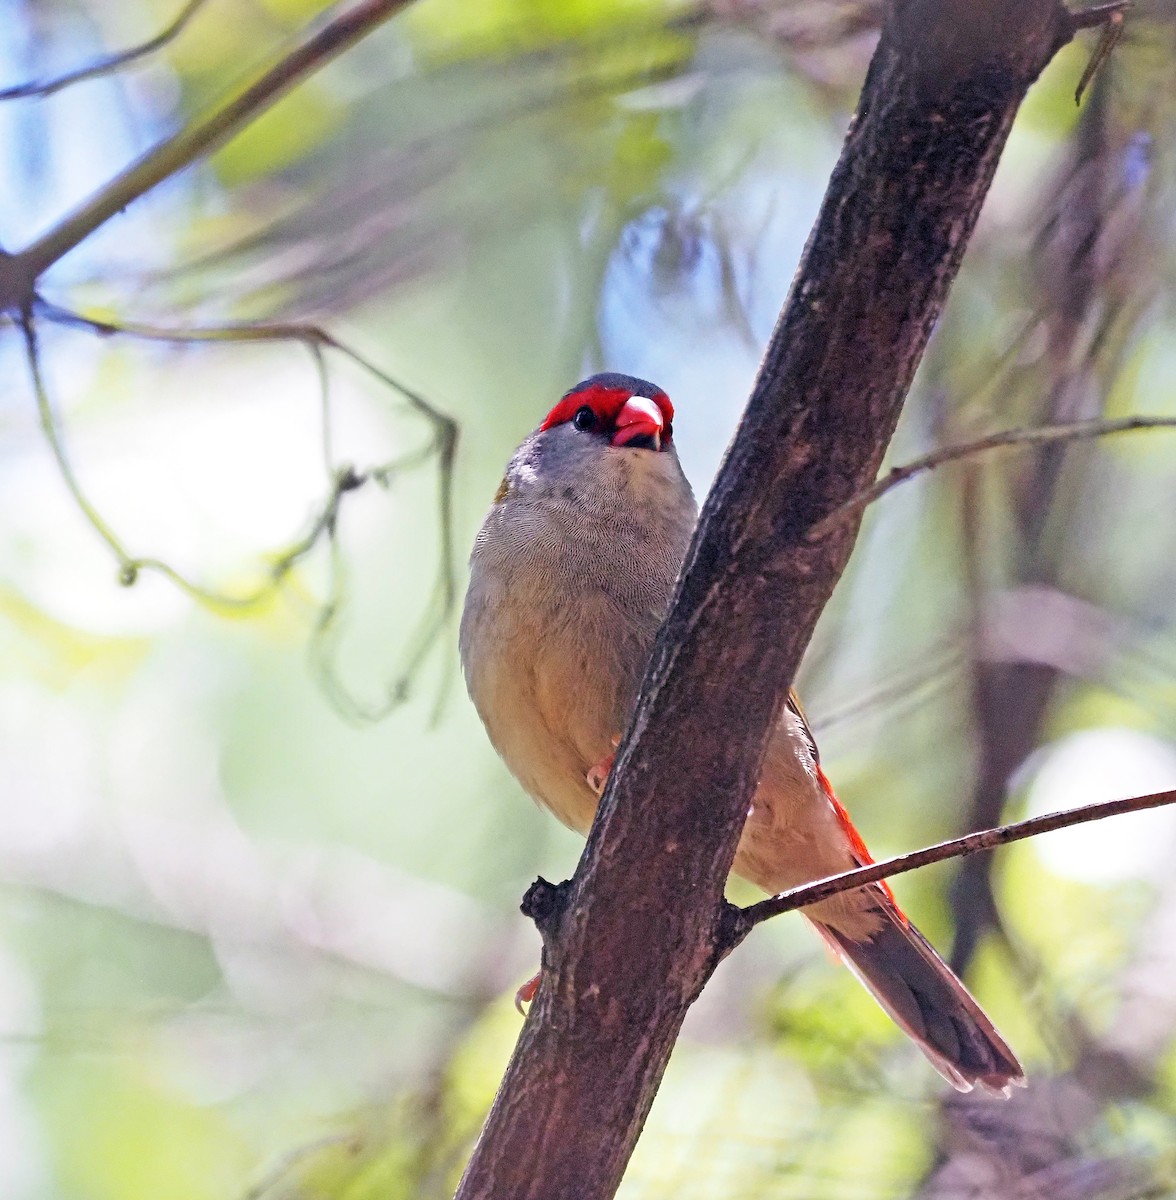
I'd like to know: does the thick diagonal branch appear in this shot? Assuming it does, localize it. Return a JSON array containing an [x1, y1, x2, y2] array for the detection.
[[456, 4, 1085, 1199]]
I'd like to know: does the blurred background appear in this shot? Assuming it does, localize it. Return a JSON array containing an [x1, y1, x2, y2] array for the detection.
[[2, 0, 1176, 1196]]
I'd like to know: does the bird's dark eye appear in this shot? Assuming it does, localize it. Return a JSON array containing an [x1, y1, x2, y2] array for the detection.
[[664, 420, 673, 440], [572, 406, 597, 431]]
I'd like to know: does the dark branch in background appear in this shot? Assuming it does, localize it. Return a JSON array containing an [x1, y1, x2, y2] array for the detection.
[[727, 788, 1176, 942], [948, 63, 1139, 978], [455, 4, 1129, 1199], [26, 302, 456, 719], [0, 0, 210, 101]]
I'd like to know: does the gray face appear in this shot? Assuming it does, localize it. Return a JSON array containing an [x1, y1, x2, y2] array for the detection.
[[467, 407, 697, 597], [506, 418, 689, 521]]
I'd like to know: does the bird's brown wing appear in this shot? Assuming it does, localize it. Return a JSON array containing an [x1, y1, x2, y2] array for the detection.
[[785, 689, 820, 766]]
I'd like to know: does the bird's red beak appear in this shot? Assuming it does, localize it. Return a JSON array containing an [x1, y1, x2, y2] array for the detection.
[[611, 396, 664, 451]]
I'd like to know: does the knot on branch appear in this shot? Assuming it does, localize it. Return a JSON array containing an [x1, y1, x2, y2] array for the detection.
[[337, 464, 366, 493], [0, 250, 37, 318], [891, 0, 1072, 101], [1068, 1, 1132, 34], [520, 876, 570, 941], [716, 899, 752, 958]]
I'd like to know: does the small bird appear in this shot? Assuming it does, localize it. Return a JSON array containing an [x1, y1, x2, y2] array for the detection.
[[459, 373, 1024, 1095]]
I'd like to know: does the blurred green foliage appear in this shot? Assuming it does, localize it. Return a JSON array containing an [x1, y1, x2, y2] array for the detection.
[[2, 0, 1176, 1198]]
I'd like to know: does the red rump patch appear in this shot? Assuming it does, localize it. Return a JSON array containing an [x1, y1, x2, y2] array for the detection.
[[541, 383, 674, 435], [816, 766, 902, 915]]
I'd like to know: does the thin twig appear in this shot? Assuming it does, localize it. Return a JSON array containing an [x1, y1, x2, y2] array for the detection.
[[808, 415, 1176, 540], [23, 309, 370, 607], [0, 0, 209, 102], [32, 301, 457, 716], [730, 787, 1176, 943], [41, 302, 457, 606], [21, 306, 368, 606], [1073, 6, 1127, 104]]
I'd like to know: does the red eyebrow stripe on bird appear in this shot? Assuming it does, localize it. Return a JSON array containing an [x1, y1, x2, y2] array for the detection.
[[817, 765, 902, 914], [540, 384, 674, 432]]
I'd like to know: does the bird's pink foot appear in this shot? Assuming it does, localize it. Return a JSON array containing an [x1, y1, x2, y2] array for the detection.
[[586, 755, 613, 795], [514, 971, 541, 1014], [586, 736, 622, 795]]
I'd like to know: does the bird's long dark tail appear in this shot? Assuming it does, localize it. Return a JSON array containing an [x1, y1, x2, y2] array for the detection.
[[810, 894, 1025, 1096]]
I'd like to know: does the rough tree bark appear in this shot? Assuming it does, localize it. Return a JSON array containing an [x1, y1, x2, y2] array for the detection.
[[456, 4, 1110, 1198]]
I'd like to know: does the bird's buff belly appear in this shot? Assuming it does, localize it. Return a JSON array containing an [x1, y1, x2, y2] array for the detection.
[[463, 590, 872, 933]]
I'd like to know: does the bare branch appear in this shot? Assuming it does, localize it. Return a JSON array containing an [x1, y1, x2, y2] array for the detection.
[[729, 788, 1176, 943], [809, 415, 1176, 540], [0, 0, 414, 302], [0, 0, 210, 102]]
